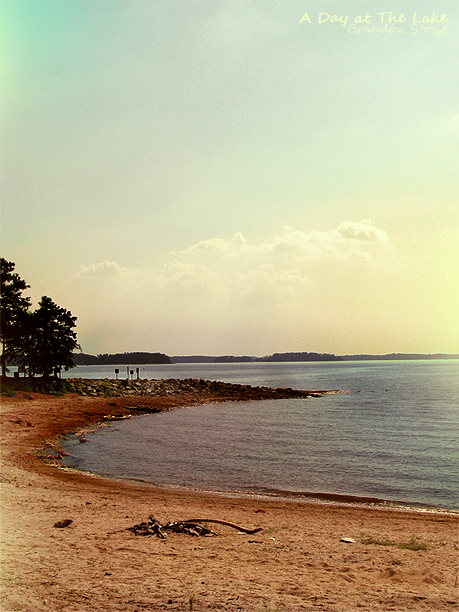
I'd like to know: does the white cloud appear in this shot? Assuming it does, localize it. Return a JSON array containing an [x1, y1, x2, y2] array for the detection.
[[73, 221, 387, 307], [178, 237, 234, 255], [158, 260, 226, 300], [232, 265, 312, 309], [176, 220, 388, 263], [72, 258, 310, 307], [68, 220, 393, 353], [334, 220, 388, 242], [74, 260, 124, 279]]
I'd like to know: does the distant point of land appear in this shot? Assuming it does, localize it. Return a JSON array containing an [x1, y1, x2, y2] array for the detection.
[[73, 352, 171, 366], [339, 353, 459, 361]]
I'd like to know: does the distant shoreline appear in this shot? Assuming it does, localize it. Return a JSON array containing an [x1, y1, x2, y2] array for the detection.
[[72, 351, 459, 366]]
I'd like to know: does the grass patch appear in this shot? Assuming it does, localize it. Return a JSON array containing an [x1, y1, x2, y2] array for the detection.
[[262, 604, 287, 612], [361, 536, 396, 547], [0, 377, 73, 395], [399, 537, 427, 551], [1, 389, 16, 397], [362, 535, 428, 551]]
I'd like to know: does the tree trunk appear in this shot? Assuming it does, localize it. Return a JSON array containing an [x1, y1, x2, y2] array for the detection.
[[1, 341, 7, 378]]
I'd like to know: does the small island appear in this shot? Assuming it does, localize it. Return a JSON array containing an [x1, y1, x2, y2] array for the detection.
[[73, 352, 171, 366]]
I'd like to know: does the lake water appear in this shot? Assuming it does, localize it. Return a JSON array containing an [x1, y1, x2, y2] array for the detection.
[[61, 360, 459, 511]]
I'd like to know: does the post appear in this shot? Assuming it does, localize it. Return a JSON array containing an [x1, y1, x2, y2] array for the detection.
[[136, 367, 140, 380], [115, 368, 119, 380]]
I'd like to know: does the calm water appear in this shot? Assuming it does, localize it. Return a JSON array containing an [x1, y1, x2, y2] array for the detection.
[[62, 361, 459, 510]]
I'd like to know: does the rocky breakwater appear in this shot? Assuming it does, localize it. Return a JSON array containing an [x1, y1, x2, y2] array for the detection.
[[66, 377, 330, 402]]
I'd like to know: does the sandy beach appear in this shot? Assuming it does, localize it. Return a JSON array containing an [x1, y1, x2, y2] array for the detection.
[[1, 389, 457, 611]]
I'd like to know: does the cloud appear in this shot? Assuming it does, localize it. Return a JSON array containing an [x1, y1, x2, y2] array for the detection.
[[232, 264, 312, 309], [334, 220, 388, 242], [73, 221, 387, 307], [176, 220, 388, 263], [158, 260, 226, 300], [68, 220, 391, 353], [74, 260, 124, 279], [178, 237, 235, 255], [72, 258, 309, 307]]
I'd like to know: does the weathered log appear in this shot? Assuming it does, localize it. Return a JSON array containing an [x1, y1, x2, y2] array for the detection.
[[127, 515, 261, 538], [178, 518, 262, 534]]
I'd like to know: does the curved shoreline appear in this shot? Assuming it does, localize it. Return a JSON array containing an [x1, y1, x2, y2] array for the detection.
[[1, 382, 458, 612], [6, 377, 454, 515], [57, 379, 455, 514], [58, 463, 458, 517], [58, 437, 456, 517]]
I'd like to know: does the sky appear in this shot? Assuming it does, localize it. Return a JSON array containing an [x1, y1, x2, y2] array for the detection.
[[1, 0, 458, 357]]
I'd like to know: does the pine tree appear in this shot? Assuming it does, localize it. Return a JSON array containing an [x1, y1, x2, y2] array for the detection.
[[21, 296, 80, 378], [1, 259, 80, 379], [0, 258, 31, 377]]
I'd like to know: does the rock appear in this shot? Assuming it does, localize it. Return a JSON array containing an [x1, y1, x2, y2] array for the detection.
[[64, 376, 336, 401], [340, 537, 355, 543], [54, 519, 73, 528]]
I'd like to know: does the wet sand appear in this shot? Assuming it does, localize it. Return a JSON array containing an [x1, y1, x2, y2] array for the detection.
[[1, 390, 458, 611]]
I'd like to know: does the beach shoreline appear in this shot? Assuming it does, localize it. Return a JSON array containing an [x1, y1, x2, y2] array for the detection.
[[1, 386, 458, 611]]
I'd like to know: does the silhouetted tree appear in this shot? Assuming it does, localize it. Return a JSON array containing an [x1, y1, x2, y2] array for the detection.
[[1, 259, 79, 379], [22, 296, 80, 378], [0, 258, 31, 377]]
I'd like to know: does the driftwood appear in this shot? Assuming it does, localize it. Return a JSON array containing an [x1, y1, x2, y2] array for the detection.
[[127, 515, 262, 538], [181, 519, 262, 534]]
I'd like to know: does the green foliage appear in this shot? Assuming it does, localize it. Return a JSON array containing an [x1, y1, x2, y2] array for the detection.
[[399, 537, 427, 551], [21, 296, 80, 378], [1, 259, 80, 381], [361, 536, 396, 546], [361, 534, 427, 551], [0, 376, 73, 395], [0, 258, 31, 377]]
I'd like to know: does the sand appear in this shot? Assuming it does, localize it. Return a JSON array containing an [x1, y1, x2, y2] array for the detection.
[[0, 391, 458, 611]]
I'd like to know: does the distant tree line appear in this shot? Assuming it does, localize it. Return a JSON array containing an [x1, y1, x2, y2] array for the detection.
[[257, 352, 343, 362], [73, 352, 171, 365], [1, 258, 79, 379], [214, 355, 253, 363], [340, 353, 459, 360], [170, 356, 216, 363], [171, 352, 458, 363], [172, 352, 343, 363]]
